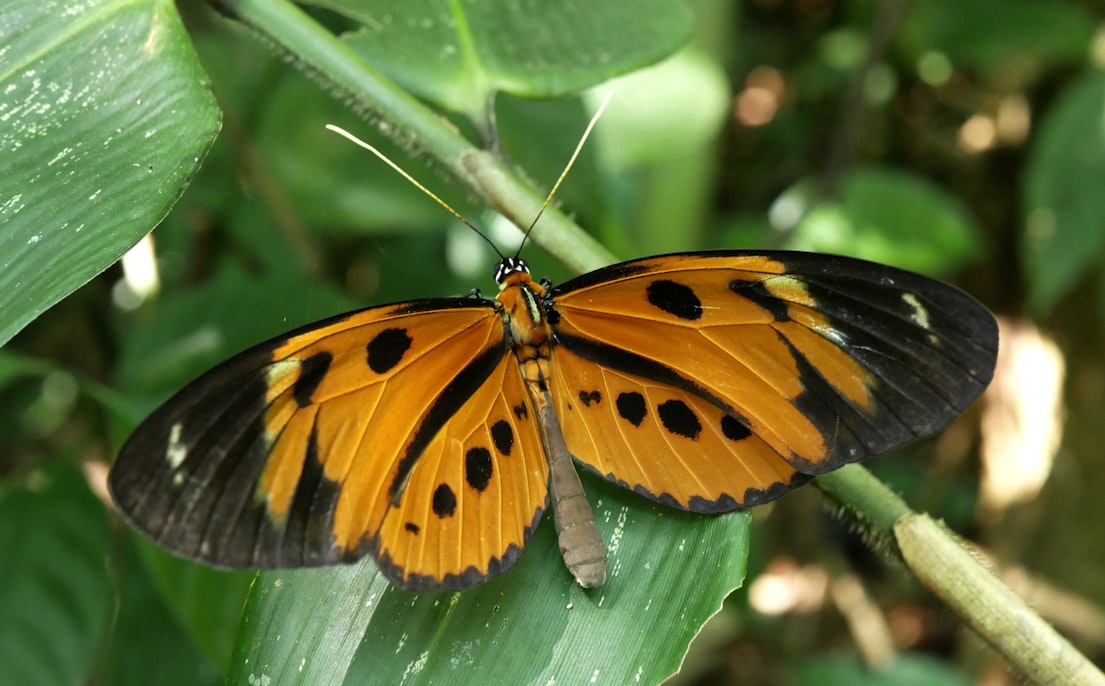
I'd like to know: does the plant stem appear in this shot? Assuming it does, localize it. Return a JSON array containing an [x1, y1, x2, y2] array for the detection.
[[208, 0, 616, 274], [818, 465, 1105, 685]]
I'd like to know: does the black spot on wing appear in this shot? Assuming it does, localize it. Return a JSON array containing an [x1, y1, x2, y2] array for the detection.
[[720, 414, 752, 441], [647, 279, 702, 321], [512, 403, 529, 420], [404, 522, 420, 534], [490, 420, 513, 456], [578, 389, 602, 407], [615, 392, 647, 427], [465, 447, 493, 492], [293, 351, 332, 407], [658, 399, 701, 439], [432, 483, 457, 517], [366, 328, 412, 374]]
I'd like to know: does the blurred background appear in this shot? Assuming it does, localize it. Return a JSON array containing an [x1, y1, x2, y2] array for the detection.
[[2, 0, 1104, 684]]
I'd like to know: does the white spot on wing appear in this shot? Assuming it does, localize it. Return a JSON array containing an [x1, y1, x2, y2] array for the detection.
[[166, 422, 187, 469], [901, 292, 941, 346], [901, 292, 931, 330]]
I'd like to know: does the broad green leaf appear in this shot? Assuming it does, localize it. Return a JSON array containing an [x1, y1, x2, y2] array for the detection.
[[102, 539, 223, 686], [0, 461, 111, 686], [780, 168, 983, 274], [230, 475, 751, 685], [315, 0, 693, 122], [0, 0, 220, 347], [1022, 70, 1105, 317], [139, 543, 255, 673]]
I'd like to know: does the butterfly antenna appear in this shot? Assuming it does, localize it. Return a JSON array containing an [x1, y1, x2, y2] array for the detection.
[[516, 91, 614, 257], [325, 124, 504, 258]]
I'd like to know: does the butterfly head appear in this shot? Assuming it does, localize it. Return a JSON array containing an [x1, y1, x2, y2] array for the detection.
[[494, 256, 531, 287]]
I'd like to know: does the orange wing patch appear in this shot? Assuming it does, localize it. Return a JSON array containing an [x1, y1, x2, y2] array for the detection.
[[551, 352, 808, 511], [372, 353, 548, 589], [549, 251, 996, 500], [259, 304, 508, 550]]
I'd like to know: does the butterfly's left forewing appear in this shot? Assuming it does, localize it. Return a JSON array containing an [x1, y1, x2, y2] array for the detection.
[[547, 251, 997, 511], [110, 298, 549, 589]]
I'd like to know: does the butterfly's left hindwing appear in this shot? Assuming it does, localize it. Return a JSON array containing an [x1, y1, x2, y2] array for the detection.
[[109, 297, 550, 589], [547, 251, 997, 511]]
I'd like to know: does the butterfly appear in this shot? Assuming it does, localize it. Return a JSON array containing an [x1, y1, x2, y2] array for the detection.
[[109, 246, 998, 590]]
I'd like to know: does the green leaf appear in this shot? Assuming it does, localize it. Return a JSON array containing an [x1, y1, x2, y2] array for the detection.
[[139, 543, 255, 673], [0, 0, 221, 347], [229, 475, 750, 685], [1022, 70, 1105, 317], [780, 167, 983, 274], [102, 539, 223, 686], [318, 0, 693, 122], [0, 461, 112, 686]]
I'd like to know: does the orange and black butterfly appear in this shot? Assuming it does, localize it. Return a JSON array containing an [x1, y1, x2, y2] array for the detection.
[[110, 242, 998, 589]]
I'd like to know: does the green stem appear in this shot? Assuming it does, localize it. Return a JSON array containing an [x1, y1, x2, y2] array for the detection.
[[898, 513, 1105, 686], [815, 463, 912, 534], [817, 465, 1105, 685]]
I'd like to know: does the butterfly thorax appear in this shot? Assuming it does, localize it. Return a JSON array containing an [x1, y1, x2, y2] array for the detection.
[[492, 259, 556, 404], [496, 260, 551, 348]]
